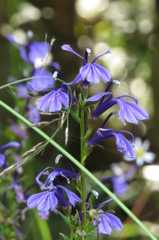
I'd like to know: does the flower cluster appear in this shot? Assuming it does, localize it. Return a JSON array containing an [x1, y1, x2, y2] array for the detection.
[[7, 31, 60, 123], [60, 45, 148, 158], [4, 32, 153, 240]]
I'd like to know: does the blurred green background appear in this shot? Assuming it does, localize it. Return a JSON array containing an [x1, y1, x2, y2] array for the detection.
[[0, 0, 159, 239]]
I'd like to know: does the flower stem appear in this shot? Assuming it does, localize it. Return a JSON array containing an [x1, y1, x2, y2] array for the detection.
[[80, 100, 87, 232]]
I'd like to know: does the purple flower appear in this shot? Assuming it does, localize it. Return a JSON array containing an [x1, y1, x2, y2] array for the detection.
[[27, 68, 55, 92], [27, 186, 81, 211], [87, 91, 149, 125], [11, 122, 28, 139], [27, 166, 81, 212], [17, 83, 29, 99], [7, 33, 60, 92], [0, 142, 20, 168], [35, 166, 80, 186], [11, 180, 25, 203], [61, 44, 111, 88], [7, 34, 60, 70], [111, 164, 137, 195], [13, 221, 23, 240], [86, 191, 122, 237], [26, 104, 40, 123], [101, 164, 137, 195], [87, 128, 135, 158], [93, 210, 122, 235], [8, 75, 29, 99], [37, 86, 69, 113]]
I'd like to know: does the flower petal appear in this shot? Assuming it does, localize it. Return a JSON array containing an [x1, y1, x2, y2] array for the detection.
[[143, 152, 156, 163], [93, 63, 111, 83], [7, 35, 26, 45], [28, 68, 54, 92], [106, 213, 122, 231], [61, 44, 85, 62], [0, 142, 20, 151], [113, 132, 135, 159], [58, 186, 82, 207], [86, 92, 111, 102], [0, 153, 5, 167], [92, 49, 111, 63], [27, 191, 58, 211], [28, 41, 50, 65], [116, 99, 149, 125]]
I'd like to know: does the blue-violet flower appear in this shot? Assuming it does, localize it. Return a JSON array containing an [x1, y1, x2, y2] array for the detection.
[[61, 44, 111, 88], [86, 91, 149, 125], [27, 166, 81, 212], [0, 142, 20, 168], [87, 128, 135, 158]]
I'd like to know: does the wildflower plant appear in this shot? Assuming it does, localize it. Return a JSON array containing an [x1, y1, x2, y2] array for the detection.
[[0, 31, 157, 240]]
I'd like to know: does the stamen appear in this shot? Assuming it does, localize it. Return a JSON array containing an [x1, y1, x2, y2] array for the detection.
[[112, 111, 119, 119], [112, 80, 120, 86], [43, 170, 50, 175], [55, 154, 63, 164], [27, 30, 33, 39], [91, 190, 99, 199], [86, 48, 91, 56], [60, 172, 70, 184], [53, 71, 58, 79]]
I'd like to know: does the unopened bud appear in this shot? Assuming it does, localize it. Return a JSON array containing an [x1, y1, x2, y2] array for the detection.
[[65, 127, 69, 146], [60, 112, 65, 129], [63, 206, 72, 216], [89, 209, 98, 219]]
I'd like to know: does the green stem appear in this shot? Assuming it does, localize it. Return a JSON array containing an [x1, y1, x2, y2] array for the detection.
[[80, 101, 86, 232], [0, 76, 43, 90], [0, 100, 157, 240]]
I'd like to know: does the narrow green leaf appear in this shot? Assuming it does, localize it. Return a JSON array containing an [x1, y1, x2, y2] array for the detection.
[[70, 110, 80, 123], [35, 212, 52, 240], [59, 233, 70, 240], [59, 212, 70, 227]]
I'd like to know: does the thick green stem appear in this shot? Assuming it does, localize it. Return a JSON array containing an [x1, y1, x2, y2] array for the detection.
[[0, 100, 157, 240]]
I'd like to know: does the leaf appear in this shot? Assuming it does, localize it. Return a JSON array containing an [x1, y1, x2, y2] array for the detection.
[[87, 224, 97, 234], [35, 212, 52, 240], [59, 233, 70, 240], [70, 110, 80, 123], [59, 212, 70, 227]]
